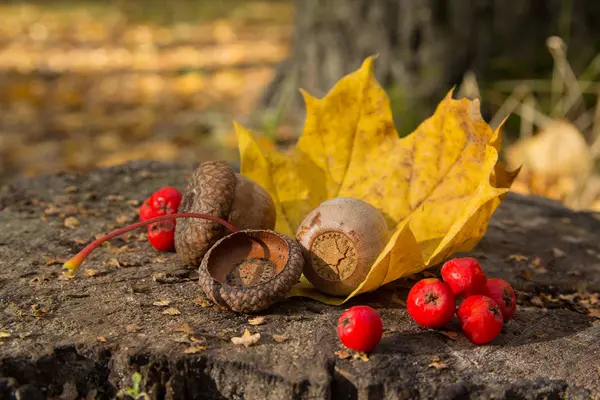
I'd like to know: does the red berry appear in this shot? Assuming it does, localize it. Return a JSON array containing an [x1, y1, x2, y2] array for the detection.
[[441, 257, 487, 298], [147, 221, 176, 252], [337, 305, 383, 352], [457, 295, 503, 345], [150, 186, 182, 215], [139, 198, 158, 221], [485, 278, 516, 321], [141, 186, 182, 252], [407, 278, 456, 329]]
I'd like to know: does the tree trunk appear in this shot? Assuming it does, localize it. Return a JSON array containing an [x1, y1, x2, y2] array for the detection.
[[259, 0, 600, 134]]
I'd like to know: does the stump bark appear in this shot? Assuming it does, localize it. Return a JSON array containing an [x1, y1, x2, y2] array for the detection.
[[1, 161, 599, 399]]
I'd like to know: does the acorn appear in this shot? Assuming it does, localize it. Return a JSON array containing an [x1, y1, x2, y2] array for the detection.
[[175, 161, 276, 266], [296, 197, 389, 296]]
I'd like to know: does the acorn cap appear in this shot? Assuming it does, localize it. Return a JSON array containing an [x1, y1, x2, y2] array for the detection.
[[175, 161, 237, 266], [198, 229, 304, 313]]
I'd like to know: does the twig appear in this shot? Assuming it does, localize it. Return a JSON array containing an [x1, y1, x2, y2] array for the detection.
[[520, 94, 535, 139], [591, 90, 600, 157], [510, 100, 553, 130], [491, 80, 600, 94], [489, 84, 531, 130], [547, 36, 567, 117], [550, 50, 586, 117], [573, 109, 596, 134], [457, 70, 480, 100]]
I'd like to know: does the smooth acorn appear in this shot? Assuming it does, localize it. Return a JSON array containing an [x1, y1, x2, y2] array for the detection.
[[175, 161, 276, 266], [296, 197, 389, 296]]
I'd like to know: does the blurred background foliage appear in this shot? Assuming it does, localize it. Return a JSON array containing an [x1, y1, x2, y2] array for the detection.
[[0, 0, 599, 212], [0, 0, 292, 183]]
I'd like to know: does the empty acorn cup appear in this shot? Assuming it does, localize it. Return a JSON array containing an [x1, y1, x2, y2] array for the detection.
[[198, 229, 304, 313]]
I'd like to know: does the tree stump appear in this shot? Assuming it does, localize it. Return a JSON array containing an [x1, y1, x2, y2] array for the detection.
[[1, 161, 599, 399]]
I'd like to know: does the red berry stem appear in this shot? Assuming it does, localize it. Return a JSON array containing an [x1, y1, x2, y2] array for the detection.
[[63, 212, 239, 276]]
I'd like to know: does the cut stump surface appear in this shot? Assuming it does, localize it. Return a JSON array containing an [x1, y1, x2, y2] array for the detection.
[[1, 161, 599, 399]]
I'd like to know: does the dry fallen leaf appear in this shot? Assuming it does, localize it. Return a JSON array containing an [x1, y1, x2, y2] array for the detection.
[[231, 329, 260, 348], [125, 324, 142, 333], [352, 352, 369, 362], [334, 349, 351, 359], [162, 307, 181, 315], [58, 272, 76, 281], [530, 297, 544, 307], [44, 205, 60, 216], [236, 56, 516, 304], [552, 248, 566, 258], [153, 300, 171, 307], [272, 334, 289, 343], [520, 270, 534, 281], [438, 330, 459, 340], [194, 296, 213, 308], [63, 216, 80, 229], [96, 336, 109, 343], [184, 345, 206, 354], [428, 357, 448, 370], [46, 257, 65, 266], [190, 335, 205, 343], [104, 258, 121, 268], [107, 194, 125, 202], [83, 268, 98, 277], [116, 214, 129, 225], [507, 254, 528, 263], [113, 244, 135, 254], [31, 304, 47, 317], [530, 257, 542, 268], [172, 323, 194, 335], [248, 316, 266, 326]]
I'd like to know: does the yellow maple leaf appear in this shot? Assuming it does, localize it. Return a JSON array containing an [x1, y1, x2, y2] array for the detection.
[[234, 56, 517, 304]]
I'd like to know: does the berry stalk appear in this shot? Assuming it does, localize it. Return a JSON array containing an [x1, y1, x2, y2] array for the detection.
[[63, 212, 239, 276]]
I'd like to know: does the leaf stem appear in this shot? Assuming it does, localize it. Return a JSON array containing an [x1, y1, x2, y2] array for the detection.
[[62, 212, 239, 276]]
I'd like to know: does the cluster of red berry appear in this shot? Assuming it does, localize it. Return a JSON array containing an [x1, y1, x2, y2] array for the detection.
[[407, 257, 516, 344], [336, 257, 516, 353], [138, 186, 183, 252]]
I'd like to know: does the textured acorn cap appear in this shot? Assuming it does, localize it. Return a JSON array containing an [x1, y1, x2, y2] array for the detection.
[[198, 229, 304, 313], [175, 161, 237, 266], [175, 161, 276, 266]]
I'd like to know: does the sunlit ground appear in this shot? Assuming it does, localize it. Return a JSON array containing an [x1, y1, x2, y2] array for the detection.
[[0, 0, 292, 185]]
